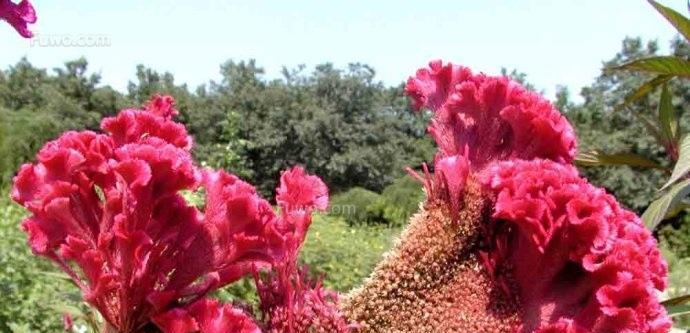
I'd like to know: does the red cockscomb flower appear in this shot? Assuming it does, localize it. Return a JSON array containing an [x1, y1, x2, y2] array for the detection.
[[0, 0, 36, 38], [254, 167, 356, 333], [153, 298, 261, 333], [11, 95, 333, 333], [343, 61, 670, 333]]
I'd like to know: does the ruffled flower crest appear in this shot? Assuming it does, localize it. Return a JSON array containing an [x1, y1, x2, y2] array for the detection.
[[11, 94, 345, 332], [343, 61, 670, 333]]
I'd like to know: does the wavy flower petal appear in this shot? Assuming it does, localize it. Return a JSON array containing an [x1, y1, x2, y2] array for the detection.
[[11, 95, 312, 332], [405, 60, 576, 166], [0, 0, 36, 38], [344, 62, 670, 333], [153, 298, 260, 333]]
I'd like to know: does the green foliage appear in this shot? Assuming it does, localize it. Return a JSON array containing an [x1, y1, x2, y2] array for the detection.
[[590, 2, 690, 231], [659, 215, 690, 259], [206, 61, 433, 195], [664, 135, 690, 190], [643, 179, 690, 229], [660, 243, 690, 328], [0, 191, 91, 332], [575, 151, 665, 170], [369, 176, 425, 227], [330, 187, 384, 225], [197, 110, 253, 179], [648, 0, 690, 42], [299, 214, 399, 292], [0, 108, 64, 185], [330, 177, 425, 227], [611, 56, 690, 77], [571, 36, 674, 213]]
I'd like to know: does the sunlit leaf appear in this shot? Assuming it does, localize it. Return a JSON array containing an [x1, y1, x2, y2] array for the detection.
[[575, 151, 666, 170], [662, 135, 690, 190], [609, 56, 690, 77], [642, 178, 690, 229], [664, 201, 690, 219], [666, 304, 690, 317], [658, 83, 679, 144], [614, 74, 671, 112], [648, 0, 690, 42]]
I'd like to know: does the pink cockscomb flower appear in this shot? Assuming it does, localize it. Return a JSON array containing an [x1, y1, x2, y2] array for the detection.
[[254, 167, 357, 333], [153, 298, 261, 333], [0, 0, 36, 38], [11, 95, 332, 333], [343, 61, 670, 333]]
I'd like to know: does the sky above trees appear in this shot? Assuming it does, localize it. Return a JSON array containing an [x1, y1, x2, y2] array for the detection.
[[0, 0, 683, 100]]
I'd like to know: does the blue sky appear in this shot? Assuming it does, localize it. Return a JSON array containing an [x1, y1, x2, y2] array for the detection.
[[1, 1, 684, 101]]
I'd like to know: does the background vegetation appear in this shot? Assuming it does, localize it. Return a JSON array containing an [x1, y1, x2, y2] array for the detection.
[[2, 33, 690, 332]]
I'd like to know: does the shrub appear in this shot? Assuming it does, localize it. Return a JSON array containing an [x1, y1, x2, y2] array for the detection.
[[369, 176, 424, 227], [329, 187, 384, 225], [659, 214, 690, 260]]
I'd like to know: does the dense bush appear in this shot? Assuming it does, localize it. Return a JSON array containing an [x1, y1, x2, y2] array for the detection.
[[330, 177, 426, 227], [369, 176, 425, 227], [0, 59, 433, 195], [329, 187, 384, 225], [659, 214, 690, 260]]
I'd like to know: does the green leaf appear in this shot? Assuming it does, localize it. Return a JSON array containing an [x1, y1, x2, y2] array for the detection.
[[666, 304, 690, 317], [614, 75, 671, 112], [609, 56, 690, 77], [38, 271, 73, 281], [640, 115, 668, 148], [664, 201, 690, 219], [662, 135, 690, 190], [648, 0, 690, 42], [642, 178, 690, 229], [662, 293, 690, 307], [658, 83, 679, 144], [575, 151, 666, 170]]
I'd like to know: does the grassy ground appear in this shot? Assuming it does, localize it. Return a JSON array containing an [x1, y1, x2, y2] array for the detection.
[[299, 214, 399, 292]]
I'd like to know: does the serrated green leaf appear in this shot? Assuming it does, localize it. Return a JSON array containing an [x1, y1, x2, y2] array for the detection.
[[575, 151, 665, 170], [658, 83, 679, 144], [642, 178, 690, 229], [609, 56, 690, 77], [666, 304, 690, 317], [614, 75, 671, 112], [662, 135, 690, 190], [648, 0, 690, 42]]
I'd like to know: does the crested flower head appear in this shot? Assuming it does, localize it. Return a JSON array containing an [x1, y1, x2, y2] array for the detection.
[[11, 95, 332, 332], [343, 61, 670, 333], [405, 60, 576, 167], [0, 0, 36, 38], [153, 298, 261, 333]]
